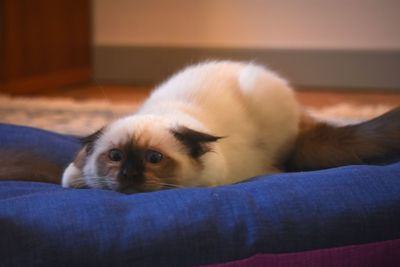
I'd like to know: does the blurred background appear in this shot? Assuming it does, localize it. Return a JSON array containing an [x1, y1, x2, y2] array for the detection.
[[0, 0, 399, 107]]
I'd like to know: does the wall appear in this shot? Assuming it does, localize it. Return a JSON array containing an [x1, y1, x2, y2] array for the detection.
[[93, 0, 400, 88], [94, 0, 400, 50]]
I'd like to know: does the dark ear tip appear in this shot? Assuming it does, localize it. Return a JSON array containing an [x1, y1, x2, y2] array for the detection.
[[171, 126, 223, 158], [170, 126, 223, 143], [80, 128, 104, 144], [80, 127, 104, 153]]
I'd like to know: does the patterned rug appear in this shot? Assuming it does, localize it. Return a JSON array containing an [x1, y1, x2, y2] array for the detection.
[[0, 94, 393, 136], [0, 94, 137, 135]]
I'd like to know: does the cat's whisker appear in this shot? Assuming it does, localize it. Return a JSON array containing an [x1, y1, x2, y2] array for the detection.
[[142, 179, 183, 189], [68, 175, 117, 190], [66, 177, 89, 189], [161, 183, 183, 189]]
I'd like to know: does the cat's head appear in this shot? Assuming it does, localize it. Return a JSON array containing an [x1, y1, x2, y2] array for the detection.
[[62, 115, 222, 193]]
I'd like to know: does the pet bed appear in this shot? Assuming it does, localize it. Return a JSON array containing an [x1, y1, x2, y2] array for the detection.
[[0, 123, 399, 266]]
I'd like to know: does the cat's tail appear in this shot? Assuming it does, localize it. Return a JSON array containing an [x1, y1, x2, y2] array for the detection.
[[284, 107, 400, 172], [0, 151, 63, 184]]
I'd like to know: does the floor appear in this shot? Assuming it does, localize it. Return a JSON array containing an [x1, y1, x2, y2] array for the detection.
[[21, 84, 400, 108]]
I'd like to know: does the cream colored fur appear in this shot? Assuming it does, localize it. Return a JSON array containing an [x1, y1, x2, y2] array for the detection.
[[62, 61, 301, 190]]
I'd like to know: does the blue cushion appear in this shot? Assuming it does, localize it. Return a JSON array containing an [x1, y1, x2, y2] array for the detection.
[[0, 123, 79, 167], [1, 123, 399, 266]]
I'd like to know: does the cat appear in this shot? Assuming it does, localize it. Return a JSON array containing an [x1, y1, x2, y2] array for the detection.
[[60, 61, 400, 193], [62, 61, 301, 193], [0, 61, 399, 192]]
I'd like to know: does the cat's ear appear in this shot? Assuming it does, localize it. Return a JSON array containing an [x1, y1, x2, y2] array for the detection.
[[62, 128, 105, 188], [171, 126, 223, 158], [80, 127, 104, 154]]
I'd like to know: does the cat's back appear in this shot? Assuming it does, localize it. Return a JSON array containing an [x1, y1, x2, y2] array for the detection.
[[141, 60, 290, 109], [148, 61, 244, 100]]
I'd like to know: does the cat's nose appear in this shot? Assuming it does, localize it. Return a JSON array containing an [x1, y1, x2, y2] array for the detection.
[[122, 168, 138, 178]]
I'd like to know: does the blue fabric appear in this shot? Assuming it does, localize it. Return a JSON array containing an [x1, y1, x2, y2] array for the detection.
[[0, 123, 400, 267], [0, 124, 79, 167]]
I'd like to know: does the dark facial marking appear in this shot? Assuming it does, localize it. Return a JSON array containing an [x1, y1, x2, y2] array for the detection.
[[95, 143, 146, 188], [118, 148, 145, 185], [94, 135, 181, 192], [171, 126, 223, 158]]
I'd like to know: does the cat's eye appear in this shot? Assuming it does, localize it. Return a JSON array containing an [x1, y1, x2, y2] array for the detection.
[[144, 150, 164, 164], [108, 149, 123, 162]]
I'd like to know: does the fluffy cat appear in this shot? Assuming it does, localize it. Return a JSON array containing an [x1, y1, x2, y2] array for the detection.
[[1, 61, 399, 192], [61, 61, 400, 193], [62, 61, 301, 193]]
